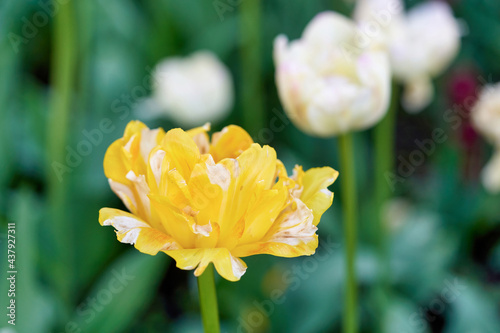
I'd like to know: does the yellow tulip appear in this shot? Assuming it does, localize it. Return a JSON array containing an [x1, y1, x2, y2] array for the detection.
[[99, 121, 338, 281]]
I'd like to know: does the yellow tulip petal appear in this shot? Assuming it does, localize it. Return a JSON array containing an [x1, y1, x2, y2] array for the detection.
[[138, 127, 165, 165], [187, 123, 210, 154], [123, 120, 148, 139], [238, 184, 288, 245], [186, 122, 211, 138], [232, 235, 318, 258], [146, 147, 167, 194], [134, 227, 180, 255], [161, 128, 201, 180], [160, 170, 217, 239], [104, 123, 165, 221], [189, 162, 223, 220], [149, 194, 196, 248], [237, 144, 278, 190], [99, 208, 179, 255], [195, 222, 220, 249], [300, 167, 339, 225], [124, 171, 152, 221], [108, 179, 137, 213], [265, 198, 317, 245], [275, 160, 289, 180], [104, 140, 132, 182], [209, 125, 253, 162], [188, 161, 223, 249], [233, 198, 317, 257], [105, 121, 159, 181], [165, 169, 192, 210], [166, 248, 247, 281], [217, 144, 278, 245]]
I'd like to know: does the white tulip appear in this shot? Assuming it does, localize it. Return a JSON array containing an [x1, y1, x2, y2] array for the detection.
[[353, 0, 404, 49], [472, 84, 500, 146], [355, 0, 461, 113], [151, 51, 233, 127], [481, 150, 500, 194], [274, 12, 391, 137]]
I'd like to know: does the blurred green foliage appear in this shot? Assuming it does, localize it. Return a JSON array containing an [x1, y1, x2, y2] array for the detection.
[[1, 0, 499, 332]]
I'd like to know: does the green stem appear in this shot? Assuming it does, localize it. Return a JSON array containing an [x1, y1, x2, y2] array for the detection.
[[338, 133, 358, 333], [47, 0, 77, 307], [374, 81, 398, 247], [373, 81, 398, 331], [240, 0, 264, 136], [197, 264, 220, 333]]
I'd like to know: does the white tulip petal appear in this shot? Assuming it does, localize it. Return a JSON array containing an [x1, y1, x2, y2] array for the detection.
[[481, 151, 500, 194], [472, 84, 500, 146]]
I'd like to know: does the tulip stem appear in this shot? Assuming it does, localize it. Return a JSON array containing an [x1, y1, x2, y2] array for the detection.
[[240, 0, 265, 136], [47, 0, 77, 307], [197, 264, 221, 333], [338, 133, 358, 333], [373, 80, 398, 331]]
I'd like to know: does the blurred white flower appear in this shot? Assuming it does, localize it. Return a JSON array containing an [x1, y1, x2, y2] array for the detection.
[[355, 0, 461, 113], [353, 0, 404, 48], [481, 150, 500, 194], [150, 51, 233, 127], [472, 84, 500, 194], [401, 76, 433, 112], [382, 197, 412, 232], [273, 12, 391, 137], [472, 84, 500, 146]]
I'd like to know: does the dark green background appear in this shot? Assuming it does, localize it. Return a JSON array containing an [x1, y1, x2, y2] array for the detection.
[[1, 0, 499, 332]]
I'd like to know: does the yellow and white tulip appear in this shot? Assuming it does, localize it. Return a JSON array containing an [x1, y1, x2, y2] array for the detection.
[[99, 121, 338, 281]]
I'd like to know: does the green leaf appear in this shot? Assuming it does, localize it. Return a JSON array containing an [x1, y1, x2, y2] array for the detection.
[[71, 250, 169, 333], [1, 188, 55, 333], [444, 281, 500, 333], [383, 296, 431, 333]]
